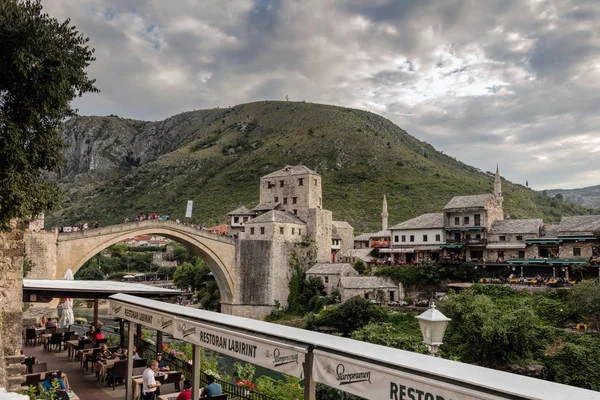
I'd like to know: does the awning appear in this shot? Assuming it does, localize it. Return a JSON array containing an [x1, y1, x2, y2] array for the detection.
[[487, 243, 526, 249], [23, 279, 183, 302], [557, 235, 598, 241], [525, 239, 562, 245], [377, 248, 393, 253], [440, 243, 464, 249], [390, 247, 415, 253]]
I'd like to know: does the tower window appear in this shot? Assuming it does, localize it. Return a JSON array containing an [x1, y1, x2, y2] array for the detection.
[[314, 179, 317, 186], [280, 180, 284, 187], [292, 197, 297, 204], [299, 228, 302, 235], [260, 227, 265, 235], [250, 228, 255, 235], [274, 196, 279, 202], [292, 228, 295, 234], [280, 227, 284, 234], [283, 198, 288, 205], [293, 209, 298, 215], [298, 178, 303, 186]]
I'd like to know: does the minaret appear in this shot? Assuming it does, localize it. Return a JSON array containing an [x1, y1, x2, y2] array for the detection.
[[494, 165, 502, 198], [382, 195, 389, 232]]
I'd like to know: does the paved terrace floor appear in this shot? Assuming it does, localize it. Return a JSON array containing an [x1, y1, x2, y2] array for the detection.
[[23, 343, 123, 400]]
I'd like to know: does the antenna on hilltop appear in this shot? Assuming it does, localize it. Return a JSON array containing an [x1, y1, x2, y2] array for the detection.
[[285, 95, 289, 101]]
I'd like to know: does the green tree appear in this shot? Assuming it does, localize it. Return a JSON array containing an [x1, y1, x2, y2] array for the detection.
[[0, 0, 97, 226], [75, 265, 104, 280], [544, 335, 600, 391], [307, 296, 386, 336], [568, 280, 600, 330], [351, 322, 427, 353], [353, 260, 366, 275]]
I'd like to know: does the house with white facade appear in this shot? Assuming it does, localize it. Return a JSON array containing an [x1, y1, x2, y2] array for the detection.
[[390, 213, 445, 263]]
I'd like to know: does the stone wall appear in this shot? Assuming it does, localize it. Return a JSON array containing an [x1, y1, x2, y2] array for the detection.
[[0, 222, 24, 390], [333, 225, 354, 256], [24, 232, 57, 279], [559, 241, 594, 259], [307, 208, 332, 262]]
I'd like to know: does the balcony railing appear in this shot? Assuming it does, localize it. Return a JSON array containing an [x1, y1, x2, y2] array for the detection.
[[445, 238, 485, 245], [139, 339, 276, 400]]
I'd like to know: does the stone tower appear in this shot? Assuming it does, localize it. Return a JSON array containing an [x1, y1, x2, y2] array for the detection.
[[494, 165, 502, 198], [381, 195, 389, 232]]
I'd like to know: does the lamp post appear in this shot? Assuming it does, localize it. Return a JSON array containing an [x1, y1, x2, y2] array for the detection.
[[416, 301, 451, 357]]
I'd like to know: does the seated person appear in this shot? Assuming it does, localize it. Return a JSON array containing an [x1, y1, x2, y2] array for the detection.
[[176, 380, 192, 400], [45, 318, 57, 328], [99, 344, 112, 359], [42, 372, 66, 392], [93, 328, 105, 341], [132, 345, 141, 360], [114, 348, 127, 360], [36, 316, 47, 328], [156, 354, 170, 371], [85, 325, 96, 338], [200, 375, 222, 398]]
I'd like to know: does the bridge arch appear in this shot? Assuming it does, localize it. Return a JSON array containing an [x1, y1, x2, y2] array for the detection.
[[55, 221, 237, 304]]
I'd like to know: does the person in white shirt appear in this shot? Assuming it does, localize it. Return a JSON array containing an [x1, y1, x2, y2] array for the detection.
[[142, 361, 161, 400]]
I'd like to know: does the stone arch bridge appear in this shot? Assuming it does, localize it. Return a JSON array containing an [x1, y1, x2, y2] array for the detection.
[[24, 220, 245, 315]]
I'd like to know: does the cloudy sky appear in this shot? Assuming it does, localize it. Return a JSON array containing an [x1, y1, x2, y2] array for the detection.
[[42, 0, 600, 190]]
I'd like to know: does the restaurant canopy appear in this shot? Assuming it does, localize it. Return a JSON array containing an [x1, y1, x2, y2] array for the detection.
[[109, 293, 600, 400], [23, 279, 182, 302]]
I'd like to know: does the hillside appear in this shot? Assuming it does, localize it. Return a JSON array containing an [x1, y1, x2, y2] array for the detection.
[[543, 185, 600, 209], [46, 101, 598, 232]]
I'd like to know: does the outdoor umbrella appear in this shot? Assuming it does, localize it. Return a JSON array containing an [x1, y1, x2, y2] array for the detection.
[[59, 269, 75, 328]]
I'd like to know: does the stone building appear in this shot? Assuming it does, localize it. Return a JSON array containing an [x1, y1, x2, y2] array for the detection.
[[231, 165, 349, 315], [331, 221, 354, 263], [441, 167, 504, 262], [390, 213, 445, 263], [556, 215, 600, 260], [227, 205, 256, 234], [338, 276, 398, 303], [306, 263, 358, 294], [486, 219, 543, 261], [338, 248, 374, 265]]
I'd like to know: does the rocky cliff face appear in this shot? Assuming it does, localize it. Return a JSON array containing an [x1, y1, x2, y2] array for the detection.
[[58, 109, 225, 183]]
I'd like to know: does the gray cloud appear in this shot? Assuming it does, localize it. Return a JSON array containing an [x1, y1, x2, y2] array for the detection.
[[41, 0, 600, 189]]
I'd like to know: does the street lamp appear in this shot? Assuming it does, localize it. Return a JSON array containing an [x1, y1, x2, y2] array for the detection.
[[416, 301, 451, 357]]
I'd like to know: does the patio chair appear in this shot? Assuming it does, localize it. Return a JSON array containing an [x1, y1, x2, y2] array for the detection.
[[133, 358, 147, 368], [30, 363, 47, 373], [23, 357, 36, 373], [157, 382, 176, 396], [48, 333, 63, 352], [25, 328, 39, 347], [63, 331, 77, 342], [79, 343, 95, 367], [206, 395, 228, 400], [73, 339, 91, 360], [106, 360, 128, 390], [84, 348, 101, 372], [23, 373, 41, 386], [165, 371, 182, 391]]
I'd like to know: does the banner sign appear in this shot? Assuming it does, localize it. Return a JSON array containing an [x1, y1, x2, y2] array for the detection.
[[313, 350, 505, 400], [109, 300, 175, 335], [185, 200, 193, 218], [174, 318, 307, 378]]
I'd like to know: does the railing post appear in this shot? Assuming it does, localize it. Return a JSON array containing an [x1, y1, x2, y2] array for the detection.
[[126, 321, 134, 400], [192, 344, 201, 400], [303, 350, 316, 400]]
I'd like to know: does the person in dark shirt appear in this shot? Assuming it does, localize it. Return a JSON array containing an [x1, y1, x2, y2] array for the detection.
[[156, 354, 170, 371]]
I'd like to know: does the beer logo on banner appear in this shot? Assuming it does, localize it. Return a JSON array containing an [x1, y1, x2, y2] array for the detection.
[[112, 305, 122, 315], [270, 348, 299, 367], [180, 323, 196, 338], [160, 316, 173, 330], [326, 363, 371, 386]]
